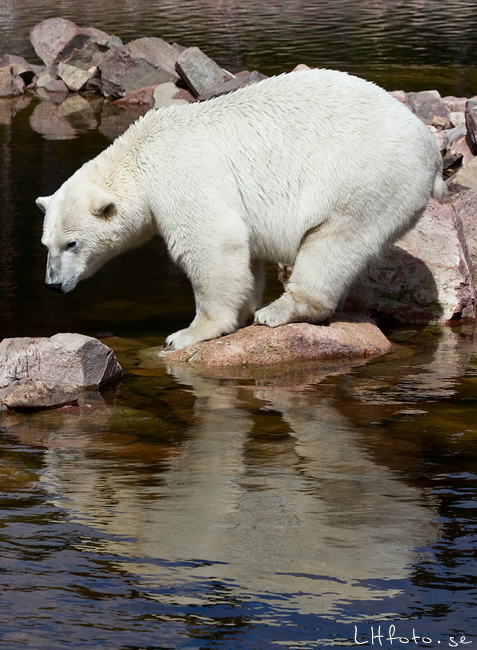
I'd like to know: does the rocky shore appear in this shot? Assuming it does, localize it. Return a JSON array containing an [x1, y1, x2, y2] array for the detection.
[[2, 17, 477, 408]]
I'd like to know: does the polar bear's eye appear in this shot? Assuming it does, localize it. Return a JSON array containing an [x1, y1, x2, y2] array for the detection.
[[65, 241, 77, 251]]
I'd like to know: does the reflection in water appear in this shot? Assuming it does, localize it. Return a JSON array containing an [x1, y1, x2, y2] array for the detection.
[[1, 326, 477, 645]]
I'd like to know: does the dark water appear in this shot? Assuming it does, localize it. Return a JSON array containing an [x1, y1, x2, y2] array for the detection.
[[3, 0, 477, 94], [2, 2, 477, 649]]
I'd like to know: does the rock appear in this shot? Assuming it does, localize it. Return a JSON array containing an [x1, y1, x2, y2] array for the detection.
[[452, 188, 477, 284], [113, 84, 158, 105], [196, 70, 267, 101], [407, 90, 452, 129], [465, 100, 477, 154], [0, 66, 25, 98], [175, 46, 232, 97], [151, 81, 195, 108], [0, 333, 122, 390], [0, 54, 41, 86], [452, 155, 477, 188], [98, 37, 181, 98], [443, 133, 474, 171], [345, 200, 475, 323], [1, 379, 80, 411], [30, 17, 120, 69], [57, 61, 96, 92], [292, 63, 312, 72], [450, 111, 466, 127], [35, 69, 69, 93], [141, 313, 392, 370], [390, 90, 412, 109], [442, 96, 468, 113]]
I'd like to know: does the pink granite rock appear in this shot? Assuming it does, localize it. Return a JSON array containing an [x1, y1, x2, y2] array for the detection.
[[0, 66, 25, 98], [175, 46, 232, 97], [98, 37, 180, 98], [148, 313, 392, 369], [150, 81, 195, 108], [113, 84, 159, 105], [196, 70, 267, 101], [407, 90, 452, 129], [30, 17, 119, 68], [452, 188, 477, 283], [0, 333, 122, 390], [346, 199, 475, 323]]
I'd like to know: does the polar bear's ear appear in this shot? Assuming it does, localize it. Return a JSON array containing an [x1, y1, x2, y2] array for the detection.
[[36, 196, 51, 214], [92, 193, 117, 219]]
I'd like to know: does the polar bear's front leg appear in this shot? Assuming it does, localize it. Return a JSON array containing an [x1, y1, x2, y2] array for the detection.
[[164, 236, 255, 351]]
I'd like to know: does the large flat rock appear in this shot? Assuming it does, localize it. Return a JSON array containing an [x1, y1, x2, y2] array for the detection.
[[140, 313, 392, 372]]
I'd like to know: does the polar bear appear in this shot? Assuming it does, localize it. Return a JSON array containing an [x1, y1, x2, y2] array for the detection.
[[37, 69, 444, 350]]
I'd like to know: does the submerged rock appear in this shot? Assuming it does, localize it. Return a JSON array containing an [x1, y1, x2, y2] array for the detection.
[[1, 379, 81, 411]]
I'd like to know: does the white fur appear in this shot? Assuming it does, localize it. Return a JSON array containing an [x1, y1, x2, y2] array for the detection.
[[38, 69, 444, 350]]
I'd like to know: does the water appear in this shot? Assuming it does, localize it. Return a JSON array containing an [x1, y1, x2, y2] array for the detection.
[[3, 0, 477, 94], [2, 1, 477, 648]]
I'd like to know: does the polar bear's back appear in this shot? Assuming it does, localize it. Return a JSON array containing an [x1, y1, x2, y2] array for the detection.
[[101, 68, 441, 263]]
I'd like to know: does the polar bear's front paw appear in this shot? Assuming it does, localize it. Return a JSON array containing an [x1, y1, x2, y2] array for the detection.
[[164, 328, 201, 351]]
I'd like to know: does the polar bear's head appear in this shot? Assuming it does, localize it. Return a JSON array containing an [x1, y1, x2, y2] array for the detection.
[[37, 181, 120, 294]]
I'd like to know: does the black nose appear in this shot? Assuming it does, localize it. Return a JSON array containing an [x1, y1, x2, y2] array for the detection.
[[45, 283, 64, 294]]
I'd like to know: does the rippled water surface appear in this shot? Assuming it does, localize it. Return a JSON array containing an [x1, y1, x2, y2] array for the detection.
[[3, 0, 477, 93], [2, 2, 477, 649]]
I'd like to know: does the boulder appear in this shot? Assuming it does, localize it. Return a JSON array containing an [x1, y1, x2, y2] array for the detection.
[[0, 54, 41, 86], [113, 84, 159, 106], [443, 133, 474, 171], [0, 333, 122, 390], [140, 313, 392, 370], [0, 66, 25, 98], [345, 200, 475, 323], [452, 188, 477, 283], [465, 99, 477, 154], [30, 17, 120, 68], [390, 90, 412, 110], [57, 61, 96, 92], [151, 81, 195, 108], [35, 69, 69, 93], [451, 155, 477, 188], [175, 46, 233, 97], [442, 96, 468, 113], [407, 90, 452, 129], [98, 37, 181, 98], [1, 379, 80, 411], [196, 70, 267, 101]]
